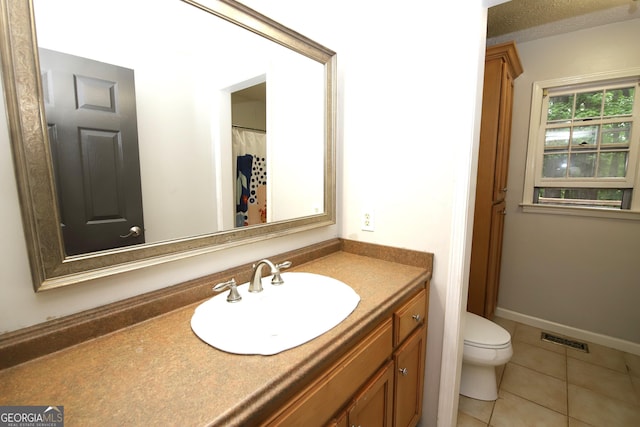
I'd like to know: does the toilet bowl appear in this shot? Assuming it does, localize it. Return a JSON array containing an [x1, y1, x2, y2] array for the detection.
[[460, 311, 512, 401]]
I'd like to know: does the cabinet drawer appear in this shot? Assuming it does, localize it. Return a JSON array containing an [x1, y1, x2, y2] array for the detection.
[[393, 289, 427, 346], [264, 318, 392, 427]]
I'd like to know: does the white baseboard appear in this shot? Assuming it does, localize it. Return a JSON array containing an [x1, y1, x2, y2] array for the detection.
[[495, 307, 640, 356]]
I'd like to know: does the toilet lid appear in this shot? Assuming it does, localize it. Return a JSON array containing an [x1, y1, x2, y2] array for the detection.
[[464, 312, 511, 349]]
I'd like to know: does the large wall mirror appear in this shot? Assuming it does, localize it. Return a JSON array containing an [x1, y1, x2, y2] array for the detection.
[[0, 0, 336, 291]]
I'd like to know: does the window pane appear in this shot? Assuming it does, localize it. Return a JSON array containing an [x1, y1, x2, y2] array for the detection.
[[601, 122, 631, 145], [564, 188, 599, 200], [548, 94, 574, 121], [571, 125, 598, 148], [544, 127, 570, 147], [542, 153, 567, 177], [536, 187, 624, 209], [603, 87, 635, 117], [597, 151, 628, 177], [575, 90, 603, 119], [597, 188, 625, 201], [569, 152, 596, 177]]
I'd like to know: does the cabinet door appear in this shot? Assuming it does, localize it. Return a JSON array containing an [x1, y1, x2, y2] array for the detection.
[[347, 361, 394, 427], [485, 200, 506, 318], [394, 326, 426, 427], [493, 60, 515, 202], [327, 411, 348, 427]]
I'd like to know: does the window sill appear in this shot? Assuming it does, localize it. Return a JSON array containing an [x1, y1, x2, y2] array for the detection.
[[520, 203, 640, 220]]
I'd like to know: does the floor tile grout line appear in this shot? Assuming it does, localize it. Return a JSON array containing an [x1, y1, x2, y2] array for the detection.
[[456, 395, 495, 426], [506, 359, 568, 385], [566, 355, 640, 407], [565, 350, 570, 427], [498, 386, 570, 418], [507, 359, 567, 382], [566, 352, 632, 376], [488, 365, 504, 426], [500, 360, 569, 418], [569, 381, 640, 410]]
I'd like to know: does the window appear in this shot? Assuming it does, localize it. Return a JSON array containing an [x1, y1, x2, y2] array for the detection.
[[522, 69, 640, 218]]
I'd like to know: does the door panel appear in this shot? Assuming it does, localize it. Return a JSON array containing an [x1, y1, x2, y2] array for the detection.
[[493, 61, 514, 202], [39, 48, 144, 255], [485, 200, 507, 318]]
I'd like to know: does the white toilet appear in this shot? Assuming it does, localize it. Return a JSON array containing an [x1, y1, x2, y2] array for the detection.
[[460, 311, 513, 401]]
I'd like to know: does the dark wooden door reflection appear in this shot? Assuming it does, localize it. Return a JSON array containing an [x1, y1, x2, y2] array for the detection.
[[40, 48, 144, 255]]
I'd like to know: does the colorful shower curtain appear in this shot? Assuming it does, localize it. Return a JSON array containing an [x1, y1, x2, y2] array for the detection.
[[233, 127, 267, 227]]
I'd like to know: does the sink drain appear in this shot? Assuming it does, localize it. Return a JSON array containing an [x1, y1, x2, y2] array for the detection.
[[541, 332, 589, 352]]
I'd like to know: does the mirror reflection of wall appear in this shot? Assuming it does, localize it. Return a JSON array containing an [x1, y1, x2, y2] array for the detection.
[[232, 82, 267, 227], [32, 0, 327, 255]]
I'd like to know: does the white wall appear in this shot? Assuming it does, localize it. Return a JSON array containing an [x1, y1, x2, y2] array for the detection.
[[499, 18, 640, 345], [34, 0, 224, 242], [34, 0, 325, 241], [268, 51, 326, 222], [0, 1, 491, 426], [242, 2, 488, 426]]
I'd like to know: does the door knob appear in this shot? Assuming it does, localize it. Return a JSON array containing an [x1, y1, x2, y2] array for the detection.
[[120, 226, 142, 238]]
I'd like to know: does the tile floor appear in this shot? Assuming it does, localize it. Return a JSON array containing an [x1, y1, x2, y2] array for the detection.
[[457, 317, 640, 427]]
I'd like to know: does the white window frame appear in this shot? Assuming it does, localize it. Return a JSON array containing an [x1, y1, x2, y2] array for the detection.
[[522, 68, 640, 220]]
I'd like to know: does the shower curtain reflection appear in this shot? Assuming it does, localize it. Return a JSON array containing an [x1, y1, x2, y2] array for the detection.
[[233, 127, 267, 227]]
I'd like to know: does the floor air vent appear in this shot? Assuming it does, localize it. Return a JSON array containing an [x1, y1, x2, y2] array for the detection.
[[541, 332, 589, 353]]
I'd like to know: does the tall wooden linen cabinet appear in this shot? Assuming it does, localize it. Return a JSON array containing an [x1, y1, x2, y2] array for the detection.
[[468, 42, 523, 319]]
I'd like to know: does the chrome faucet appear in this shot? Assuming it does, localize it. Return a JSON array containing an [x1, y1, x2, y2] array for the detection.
[[249, 259, 292, 292], [212, 278, 241, 302]]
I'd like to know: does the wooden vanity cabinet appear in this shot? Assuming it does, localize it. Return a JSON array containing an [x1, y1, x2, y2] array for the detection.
[[264, 287, 428, 427], [262, 319, 393, 427], [331, 328, 426, 427]]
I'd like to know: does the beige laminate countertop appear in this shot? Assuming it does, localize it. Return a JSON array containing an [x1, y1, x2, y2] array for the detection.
[[0, 251, 430, 426]]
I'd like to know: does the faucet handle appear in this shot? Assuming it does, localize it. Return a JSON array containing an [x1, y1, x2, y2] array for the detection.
[[271, 261, 292, 285], [276, 261, 292, 270], [212, 278, 242, 303]]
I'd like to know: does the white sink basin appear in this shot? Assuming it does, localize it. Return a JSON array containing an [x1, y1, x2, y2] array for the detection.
[[191, 272, 360, 355]]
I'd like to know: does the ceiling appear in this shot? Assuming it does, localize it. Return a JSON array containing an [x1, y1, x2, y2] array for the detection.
[[488, 0, 640, 44], [232, 82, 266, 102]]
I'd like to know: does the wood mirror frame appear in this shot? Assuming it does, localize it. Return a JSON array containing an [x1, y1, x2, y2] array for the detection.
[[0, 0, 336, 291]]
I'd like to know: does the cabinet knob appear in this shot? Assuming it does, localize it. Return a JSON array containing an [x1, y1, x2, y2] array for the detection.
[[399, 367, 408, 376], [502, 187, 508, 193], [412, 314, 421, 322]]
